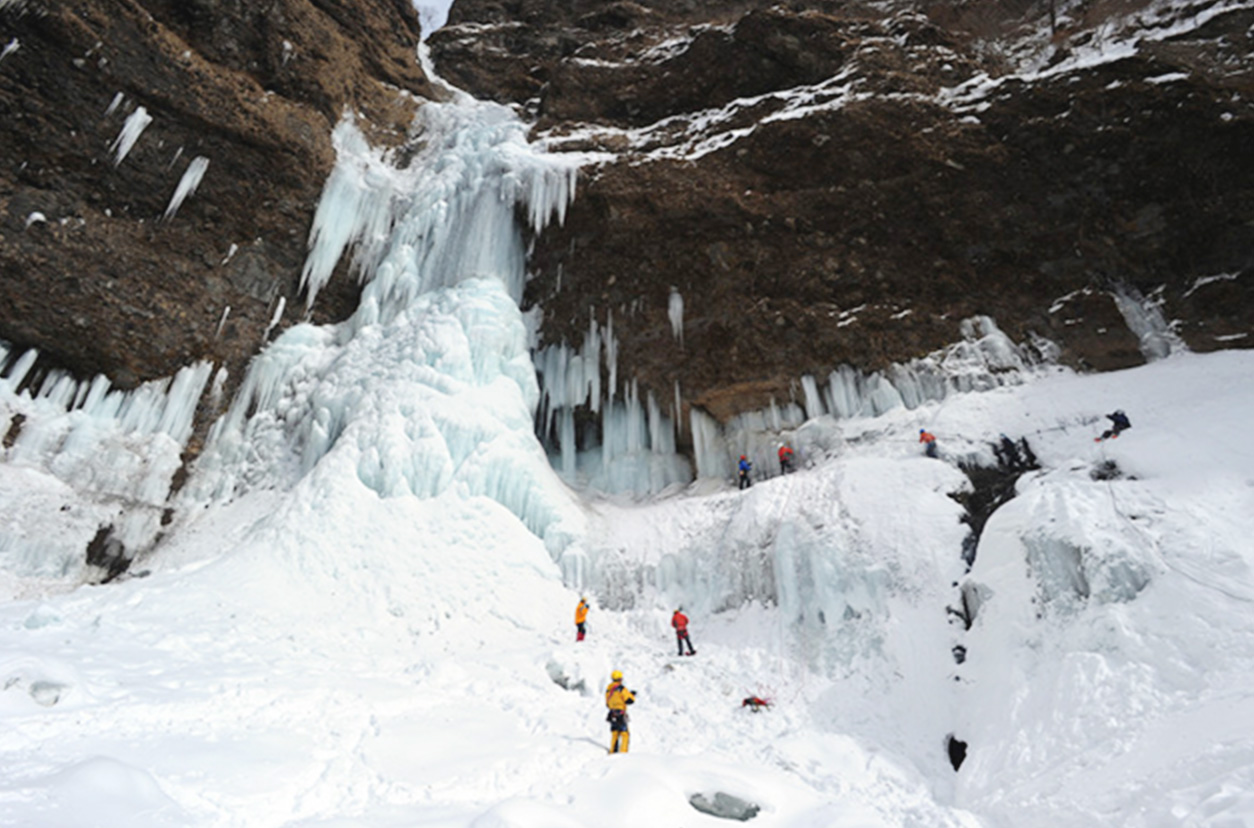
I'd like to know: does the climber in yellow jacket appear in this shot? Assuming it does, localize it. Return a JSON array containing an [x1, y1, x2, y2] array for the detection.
[[605, 669, 636, 754], [575, 596, 590, 642]]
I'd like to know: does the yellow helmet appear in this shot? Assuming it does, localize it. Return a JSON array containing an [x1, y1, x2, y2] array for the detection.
[[611, 670, 623, 681]]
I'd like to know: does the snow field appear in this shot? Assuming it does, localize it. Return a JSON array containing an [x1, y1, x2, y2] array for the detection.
[[2, 350, 1254, 825], [1, 29, 1252, 824]]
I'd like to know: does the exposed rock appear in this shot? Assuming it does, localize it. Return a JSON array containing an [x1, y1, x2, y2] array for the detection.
[[689, 791, 761, 821], [431, 0, 1254, 429], [0, 0, 432, 410]]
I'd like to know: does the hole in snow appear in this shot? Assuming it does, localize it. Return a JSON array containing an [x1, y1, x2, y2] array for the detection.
[[85, 525, 129, 583], [1090, 459, 1123, 480], [947, 735, 968, 771]]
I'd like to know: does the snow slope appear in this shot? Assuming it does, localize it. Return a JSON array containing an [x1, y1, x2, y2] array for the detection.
[[2, 350, 1253, 826]]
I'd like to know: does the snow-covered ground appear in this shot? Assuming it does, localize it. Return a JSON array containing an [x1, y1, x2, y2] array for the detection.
[[1, 348, 1252, 827], [2, 22, 1253, 824]]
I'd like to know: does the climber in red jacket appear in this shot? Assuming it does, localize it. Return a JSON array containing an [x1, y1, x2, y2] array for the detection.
[[778, 443, 795, 474], [671, 608, 696, 656]]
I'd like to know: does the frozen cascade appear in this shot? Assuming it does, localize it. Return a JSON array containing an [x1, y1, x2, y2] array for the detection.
[[534, 317, 693, 495], [185, 99, 589, 553], [0, 343, 213, 580], [299, 109, 579, 315], [689, 316, 1051, 480], [584, 452, 971, 680], [538, 315, 1047, 494], [968, 467, 1155, 618], [1112, 285, 1184, 361]]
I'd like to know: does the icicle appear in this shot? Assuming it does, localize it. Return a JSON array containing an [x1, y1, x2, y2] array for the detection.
[[103, 92, 124, 117], [164, 156, 209, 220], [3, 349, 38, 391], [690, 408, 731, 481], [263, 296, 286, 341], [673, 380, 683, 439], [800, 375, 827, 420], [605, 310, 617, 404], [668, 289, 684, 347], [110, 106, 152, 166]]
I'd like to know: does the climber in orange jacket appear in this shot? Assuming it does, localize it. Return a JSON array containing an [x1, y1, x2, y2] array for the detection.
[[919, 428, 938, 458], [605, 670, 636, 753], [671, 608, 696, 656], [575, 596, 589, 642]]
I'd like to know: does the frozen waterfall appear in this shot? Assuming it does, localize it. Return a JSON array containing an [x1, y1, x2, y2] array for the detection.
[[0, 344, 213, 582], [185, 98, 589, 555]]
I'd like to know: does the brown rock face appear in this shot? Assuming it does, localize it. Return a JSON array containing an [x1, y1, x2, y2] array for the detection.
[[0, 0, 431, 397], [431, 1, 1254, 428]]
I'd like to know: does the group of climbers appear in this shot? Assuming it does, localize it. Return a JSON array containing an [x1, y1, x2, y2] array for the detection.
[[575, 599, 705, 753], [736, 442, 796, 489], [918, 409, 1129, 461], [583, 408, 1134, 755]]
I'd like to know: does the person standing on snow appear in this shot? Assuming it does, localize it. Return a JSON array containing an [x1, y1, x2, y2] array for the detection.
[[672, 608, 696, 656], [778, 443, 795, 475], [1097, 410, 1131, 441], [919, 428, 938, 458], [738, 455, 753, 489], [605, 669, 636, 754], [575, 596, 590, 642]]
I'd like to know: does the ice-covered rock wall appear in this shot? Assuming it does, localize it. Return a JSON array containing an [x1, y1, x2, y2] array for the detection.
[[690, 317, 1054, 483], [534, 312, 693, 495], [539, 316, 1050, 496], [0, 344, 212, 586]]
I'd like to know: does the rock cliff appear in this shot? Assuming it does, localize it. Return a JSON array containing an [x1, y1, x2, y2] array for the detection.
[[0, 0, 431, 409], [431, 0, 1254, 427], [2, 0, 1252, 465]]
